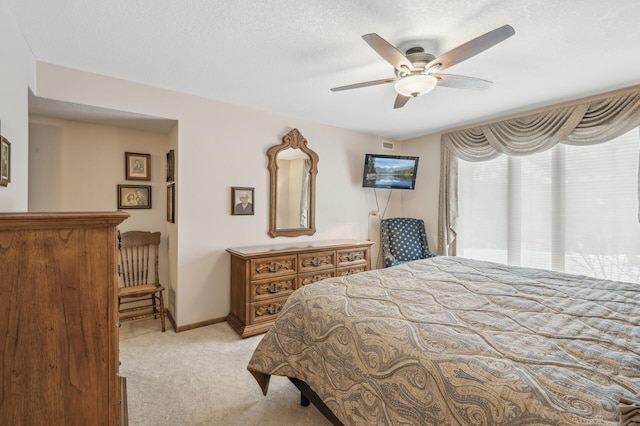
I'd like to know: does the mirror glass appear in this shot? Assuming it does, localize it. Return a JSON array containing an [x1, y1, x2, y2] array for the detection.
[[268, 129, 318, 237], [276, 148, 311, 229]]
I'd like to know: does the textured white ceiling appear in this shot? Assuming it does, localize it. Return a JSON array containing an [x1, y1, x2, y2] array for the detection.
[[7, 0, 640, 140], [28, 92, 177, 133]]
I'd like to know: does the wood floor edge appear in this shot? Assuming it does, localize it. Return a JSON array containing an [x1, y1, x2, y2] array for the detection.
[[173, 315, 227, 333]]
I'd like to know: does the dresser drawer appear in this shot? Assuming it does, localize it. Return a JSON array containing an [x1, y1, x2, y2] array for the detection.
[[251, 276, 297, 302], [227, 240, 373, 338], [299, 270, 336, 287], [337, 247, 368, 267], [298, 250, 336, 273], [250, 255, 297, 280], [337, 264, 368, 277], [250, 297, 288, 324]]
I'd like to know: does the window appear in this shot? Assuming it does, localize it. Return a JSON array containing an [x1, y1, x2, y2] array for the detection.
[[458, 128, 640, 282]]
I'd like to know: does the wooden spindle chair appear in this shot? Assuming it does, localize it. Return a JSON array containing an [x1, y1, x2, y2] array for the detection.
[[117, 230, 166, 332]]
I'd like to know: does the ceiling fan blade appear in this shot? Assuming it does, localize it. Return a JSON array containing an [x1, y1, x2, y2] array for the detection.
[[362, 33, 415, 72], [394, 94, 411, 109], [425, 24, 515, 73], [434, 73, 492, 90], [330, 77, 396, 92]]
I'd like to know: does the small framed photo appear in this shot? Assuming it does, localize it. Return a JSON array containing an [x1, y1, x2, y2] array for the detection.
[[118, 185, 152, 209], [166, 149, 175, 182], [125, 152, 151, 181], [231, 187, 254, 215], [167, 183, 175, 223], [0, 136, 10, 187]]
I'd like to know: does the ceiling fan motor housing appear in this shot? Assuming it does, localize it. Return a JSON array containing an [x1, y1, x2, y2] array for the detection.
[[395, 47, 437, 77]]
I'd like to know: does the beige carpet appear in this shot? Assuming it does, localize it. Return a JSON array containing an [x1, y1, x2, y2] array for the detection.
[[119, 318, 331, 426]]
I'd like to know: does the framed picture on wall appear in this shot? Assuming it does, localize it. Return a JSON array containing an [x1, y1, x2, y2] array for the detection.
[[166, 150, 175, 182], [118, 185, 152, 209], [0, 136, 11, 187], [125, 152, 151, 181], [167, 183, 175, 222], [231, 187, 254, 215]]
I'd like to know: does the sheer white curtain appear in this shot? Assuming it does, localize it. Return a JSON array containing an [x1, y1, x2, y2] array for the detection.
[[457, 128, 640, 282], [439, 85, 640, 260]]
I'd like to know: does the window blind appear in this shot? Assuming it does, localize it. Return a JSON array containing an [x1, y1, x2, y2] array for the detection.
[[458, 128, 640, 282]]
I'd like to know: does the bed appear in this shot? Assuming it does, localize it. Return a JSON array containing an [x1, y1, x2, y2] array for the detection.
[[247, 256, 640, 425]]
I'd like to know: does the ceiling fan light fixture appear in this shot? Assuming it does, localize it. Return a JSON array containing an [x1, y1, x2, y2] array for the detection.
[[394, 74, 437, 97]]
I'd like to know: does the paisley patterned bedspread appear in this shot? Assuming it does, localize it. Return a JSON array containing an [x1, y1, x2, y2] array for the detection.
[[247, 256, 640, 425]]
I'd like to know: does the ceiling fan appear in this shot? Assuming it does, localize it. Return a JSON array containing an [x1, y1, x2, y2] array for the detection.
[[330, 24, 515, 109]]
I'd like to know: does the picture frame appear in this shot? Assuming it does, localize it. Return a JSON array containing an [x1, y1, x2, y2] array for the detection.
[[166, 149, 175, 182], [117, 185, 152, 209], [0, 136, 10, 187], [125, 152, 151, 181], [231, 187, 254, 215], [167, 183, 175, 223]]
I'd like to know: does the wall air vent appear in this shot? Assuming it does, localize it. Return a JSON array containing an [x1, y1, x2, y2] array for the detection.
[[382, 141, 394, 151]]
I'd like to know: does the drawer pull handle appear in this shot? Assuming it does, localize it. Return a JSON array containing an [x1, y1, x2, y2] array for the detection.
[[267, 262, 281, 273], [266, 304, 282, 315], [342, 252, 363, 262], [256, 281, 294, 296], [268, 284, 279, 294]]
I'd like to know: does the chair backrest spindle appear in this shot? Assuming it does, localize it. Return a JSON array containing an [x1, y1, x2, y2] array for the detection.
[[117, 230, 161, 288]]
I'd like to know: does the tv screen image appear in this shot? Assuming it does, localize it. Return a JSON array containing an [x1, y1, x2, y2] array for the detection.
[[362, 153, 419, 190]]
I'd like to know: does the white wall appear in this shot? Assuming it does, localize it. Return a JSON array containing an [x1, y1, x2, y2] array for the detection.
[[28, 116, 172, 213], [28, 116, 175, 310], [0, 0, 442, 327], [0, 1, 35, 211], [165, 124, 178, 317], [30, 62, 415, 328], [399, 133, 442, 253]]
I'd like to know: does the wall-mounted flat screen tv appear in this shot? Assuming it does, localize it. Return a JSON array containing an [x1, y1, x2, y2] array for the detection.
[[362, 153, 419, 190]]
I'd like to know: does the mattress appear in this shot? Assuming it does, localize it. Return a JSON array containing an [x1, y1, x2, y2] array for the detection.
[[248, 256, 640, 425]]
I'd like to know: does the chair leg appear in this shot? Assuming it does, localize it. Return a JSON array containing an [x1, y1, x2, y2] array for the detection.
[[158, 291, 166, 332], [151, 294, 158, 319], [115, 292, 165, 332]]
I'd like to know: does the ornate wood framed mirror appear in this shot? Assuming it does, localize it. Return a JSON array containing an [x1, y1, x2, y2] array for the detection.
[[267, 128, 318, 237]]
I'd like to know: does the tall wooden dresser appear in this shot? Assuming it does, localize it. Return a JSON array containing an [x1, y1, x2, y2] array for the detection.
[[226, 239, 374, 338], [0, 212, 129, 425]]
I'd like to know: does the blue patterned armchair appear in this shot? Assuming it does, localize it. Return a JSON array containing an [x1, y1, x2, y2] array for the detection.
[[380, 217, 437, 268]]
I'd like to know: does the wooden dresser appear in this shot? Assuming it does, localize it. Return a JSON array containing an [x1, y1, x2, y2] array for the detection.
[[0, 212, 129, 425], [226, 239, 374, 338]]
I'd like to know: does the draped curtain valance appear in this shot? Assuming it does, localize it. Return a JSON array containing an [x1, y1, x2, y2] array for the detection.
[[438, 86, 640, 255]]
